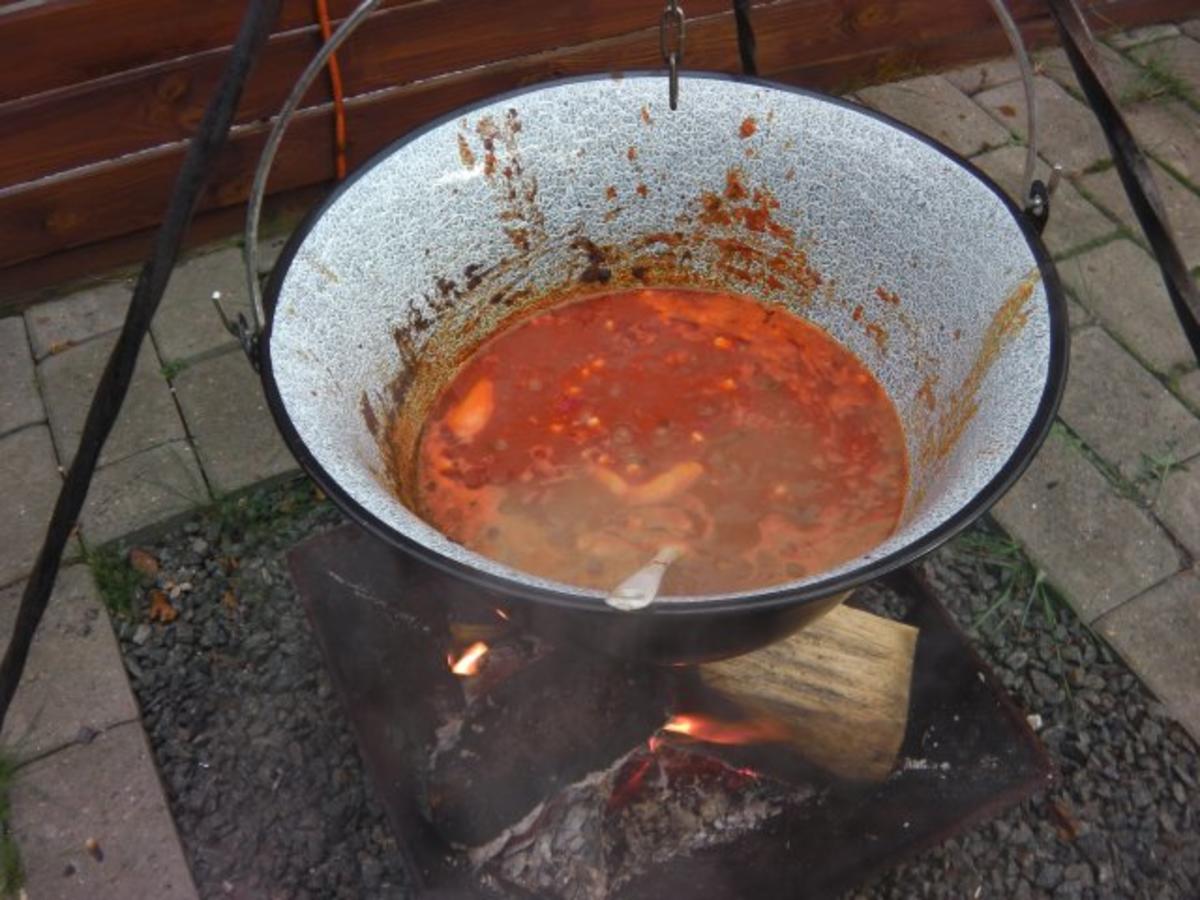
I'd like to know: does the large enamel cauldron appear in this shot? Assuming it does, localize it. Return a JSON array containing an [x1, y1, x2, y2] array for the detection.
[[260, 73, 1067, 663]]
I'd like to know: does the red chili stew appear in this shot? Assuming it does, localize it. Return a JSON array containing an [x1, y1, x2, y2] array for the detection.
[[413, 288, 907, 594]]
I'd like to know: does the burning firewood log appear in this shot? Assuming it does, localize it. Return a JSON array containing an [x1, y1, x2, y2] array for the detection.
[[425, 650, 670, 846], [427, 602, 915, 854], [695, 603, 918, 782]]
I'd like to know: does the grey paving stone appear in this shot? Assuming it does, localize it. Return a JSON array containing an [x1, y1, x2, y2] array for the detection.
[[1067, 295, 1092, 331], [1058, 240, 1196, 374], [1131, 35, 1200, 98], [0, 316, 43, 437], [1183, 20, 1200, 42], [1154, 462, 1200, 557], [11, 721, 199, 900], [1096, 567, 1200, 743], [1035, 43, 1144, 100], [23, 281, 131, 360], [80, 441, 209, 547], [1078, 161, 1200, 269], [1124, 100, 1200, 185], [38, 333, 185, 468], [970, 145, 1117, 257], [976, 76, 1109, 175], [1176, 367, 1200, 412], [1, 425, 63, 588], [1109, 23, 1181, 50], [945, 56, 1021, 95], [153, 244, 247, 363], [992, 427, 1181, 622], [857, 75, 1012, 157], [173, 350, 298, 495], [1059, 327, 1200, 480], [0, 566, 138, 757]]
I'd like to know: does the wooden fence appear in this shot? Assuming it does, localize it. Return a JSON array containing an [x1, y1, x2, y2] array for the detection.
[[0, 0, 1191, 307]]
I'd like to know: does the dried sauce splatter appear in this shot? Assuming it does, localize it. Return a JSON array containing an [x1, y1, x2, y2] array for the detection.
[[864, 322, 888, 353], [456, 134, 476, 168], [875, 286, 901, 305], [917, 272, 1039, 470], [361, 392, 380, 437], [916, 374, 938, 412], [739, 116, 758, 138], [724, 169, 749, 201]]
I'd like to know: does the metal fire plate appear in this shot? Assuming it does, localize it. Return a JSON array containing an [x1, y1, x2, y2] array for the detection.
[[289, 523, 1052, 898]]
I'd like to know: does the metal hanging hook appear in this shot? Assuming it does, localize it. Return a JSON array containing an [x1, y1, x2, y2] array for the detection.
[[241, 0, 384, 365], [983, 0, 1051, 228], [660, 0, 685, 110]]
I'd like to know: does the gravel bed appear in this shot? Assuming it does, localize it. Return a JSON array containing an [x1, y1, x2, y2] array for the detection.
[[113, 482, 408, 899], [112, 480, 1198, 899], [856, 532, 1200, 900]]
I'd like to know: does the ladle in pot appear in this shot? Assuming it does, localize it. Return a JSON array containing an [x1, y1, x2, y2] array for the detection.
[[606, 546, 685, 612]]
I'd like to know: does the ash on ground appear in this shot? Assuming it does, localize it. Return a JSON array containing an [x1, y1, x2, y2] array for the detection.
[[473, 742, 807, 900], [111, 480, 1199, 899]]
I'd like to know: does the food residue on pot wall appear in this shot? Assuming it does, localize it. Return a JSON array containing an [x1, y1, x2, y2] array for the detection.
[[912, 271, 1040, 502], [364, 108, 1023, 524]]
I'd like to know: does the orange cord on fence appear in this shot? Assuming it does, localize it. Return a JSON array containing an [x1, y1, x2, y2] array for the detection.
[[315, 0, 348, 180]]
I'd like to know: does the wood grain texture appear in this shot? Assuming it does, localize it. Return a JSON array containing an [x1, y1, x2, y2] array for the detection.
[[0, 11, 743, 269], [0, 183, 328, 313], [700, 603, 918, 783], [0, 0, 409, 104], [0, 0, 732, 186], [1, 0, 1180, 188], [0, 0, 1191, 303]]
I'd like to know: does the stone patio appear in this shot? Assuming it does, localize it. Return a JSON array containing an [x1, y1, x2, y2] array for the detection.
[[2, 17, 1200, 899]]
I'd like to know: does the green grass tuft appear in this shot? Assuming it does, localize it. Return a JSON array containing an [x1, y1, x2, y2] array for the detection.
[[0, 750, 24, 899], [160, 359, 189, 382], [1138, 450, 1186, 506], [955, 527, 1068, 638], [86, 546, 141, 618], [1081, 158, 1115, 175], [207, 478, 328, 542], [1120, 53, 1197, 106]]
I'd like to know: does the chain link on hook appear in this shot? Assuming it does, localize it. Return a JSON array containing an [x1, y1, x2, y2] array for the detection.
[[1025, 164, 1062, 235], [211, 291, 261, 372], [659, 0, 685, 110]]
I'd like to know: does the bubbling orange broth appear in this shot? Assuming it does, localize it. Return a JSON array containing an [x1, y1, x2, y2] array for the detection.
[[409, 288, 908, 595]]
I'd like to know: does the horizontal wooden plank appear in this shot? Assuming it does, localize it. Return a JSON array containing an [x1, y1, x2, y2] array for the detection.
[[0, 183, 328, 314], [0, 0, 410, 104], [0, 0, 731, 186], [0, 0, 1191, 278], [0, 8, 746, 269], [0, 0, 1176, 188]]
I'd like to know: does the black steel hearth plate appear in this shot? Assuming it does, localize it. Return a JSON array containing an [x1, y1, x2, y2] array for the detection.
[[289, 523, 1052, 898]]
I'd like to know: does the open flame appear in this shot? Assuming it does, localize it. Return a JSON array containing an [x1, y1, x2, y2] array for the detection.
[[448, 641, 489, 676], [660, 713, 791, 746]]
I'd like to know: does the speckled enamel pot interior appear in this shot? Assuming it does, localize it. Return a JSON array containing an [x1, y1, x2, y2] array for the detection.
[[261, 72, 1067, 624]]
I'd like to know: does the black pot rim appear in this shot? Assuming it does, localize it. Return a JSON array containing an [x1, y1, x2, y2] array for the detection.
[[259, 69, 1069, 619]]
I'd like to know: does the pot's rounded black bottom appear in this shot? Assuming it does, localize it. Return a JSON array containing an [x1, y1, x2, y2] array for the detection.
[[505, 590, 850, 665]]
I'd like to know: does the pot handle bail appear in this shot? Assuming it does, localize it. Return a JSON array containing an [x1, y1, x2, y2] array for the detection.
[[232, 0, 384, 369], [983, 0, 1054, 232]]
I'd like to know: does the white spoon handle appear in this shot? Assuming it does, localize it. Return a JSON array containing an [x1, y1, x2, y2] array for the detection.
[[605, 546, 684, 611]]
